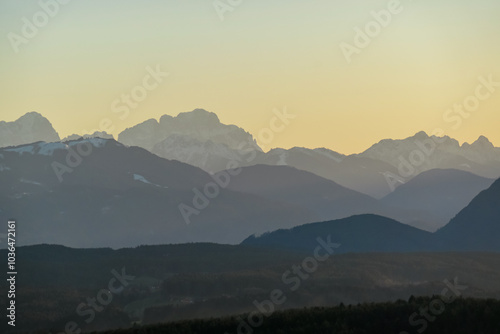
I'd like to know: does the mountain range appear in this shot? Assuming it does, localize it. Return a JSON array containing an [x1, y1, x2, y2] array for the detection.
[[3, 111, 500, 198], [360, 131, 500, 180], [1, 110, 499, 249], [1, 136, 498, 248]]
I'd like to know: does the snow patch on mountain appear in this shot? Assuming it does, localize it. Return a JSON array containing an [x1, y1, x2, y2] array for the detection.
[[38, 143, 68, 156], [2, 138, 112, 157], [133, 174, 152, 184], [133, 173, 167, 188], [5, 144, 37, 155], [20, 178, 43, 186]]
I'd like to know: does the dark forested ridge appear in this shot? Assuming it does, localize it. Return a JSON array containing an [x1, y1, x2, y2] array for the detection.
[[95, 297, 500, 334], [2, 244, 500, 333]]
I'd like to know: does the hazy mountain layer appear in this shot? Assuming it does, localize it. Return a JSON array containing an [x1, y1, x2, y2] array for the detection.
[[118, 109, 260, 152], [381, 169, 495, 230], [0, 139, 316, 247], [243, 177, 500, 253], [0, 112, 60, 148], [245, 147, 400, 198], [360, 131, 500, 180]]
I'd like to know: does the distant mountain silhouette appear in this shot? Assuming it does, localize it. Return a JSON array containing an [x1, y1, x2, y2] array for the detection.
[[247, 147, 399, 198], [244, 178, 500, 253], [382, 169, 495, 231], [0, 139, 315, 248], [220, 164, 380, 221], [359, 131, 500, 179], [221, 164, 467, 231], [436, 177, 500, 251], [116, 113, 500, 198], [12, 110, 494, 199], [118, 109, 261, 172], [0, 112, 60, 148]]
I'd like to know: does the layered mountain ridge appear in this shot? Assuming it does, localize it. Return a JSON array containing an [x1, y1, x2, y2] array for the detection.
[[1, 110, 499, 250], [242, 176, 500, 253], [3, 110, 500, 199]]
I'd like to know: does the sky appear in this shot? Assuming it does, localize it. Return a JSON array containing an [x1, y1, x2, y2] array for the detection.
[[1, 0, 499, 154]]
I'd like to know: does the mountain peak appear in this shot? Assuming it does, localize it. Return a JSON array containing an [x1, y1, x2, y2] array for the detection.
[[0, 112, 60, 148], [118, 109, 259, 153], [19, 111, 45, 119], [413, 131, 429, 139], [471, 135, 494, 148], [176, 109, 220, 124]]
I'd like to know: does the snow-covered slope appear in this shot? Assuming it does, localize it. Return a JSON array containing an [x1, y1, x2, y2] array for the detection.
[[3, 138, 108, 156]]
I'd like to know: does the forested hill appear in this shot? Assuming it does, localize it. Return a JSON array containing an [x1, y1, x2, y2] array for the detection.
[[95, 297, 500, 334]]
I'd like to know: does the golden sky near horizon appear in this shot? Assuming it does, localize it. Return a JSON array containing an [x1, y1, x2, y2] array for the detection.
[[1, 0, 499, 154]]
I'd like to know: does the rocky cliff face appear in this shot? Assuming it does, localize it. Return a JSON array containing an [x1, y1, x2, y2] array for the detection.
[[0, 112, 60, 147], [118, 109, 260, 152]]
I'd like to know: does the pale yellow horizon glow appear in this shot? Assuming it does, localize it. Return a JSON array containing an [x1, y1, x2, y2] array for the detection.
[[1, 0, 499, 154]]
